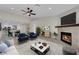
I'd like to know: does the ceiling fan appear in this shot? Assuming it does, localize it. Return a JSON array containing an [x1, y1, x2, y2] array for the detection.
[[21, 7, 36, 16]]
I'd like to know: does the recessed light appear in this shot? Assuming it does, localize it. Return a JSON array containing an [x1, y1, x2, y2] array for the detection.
[[49, 8, 52, 10], [11, 8, 14, 10]]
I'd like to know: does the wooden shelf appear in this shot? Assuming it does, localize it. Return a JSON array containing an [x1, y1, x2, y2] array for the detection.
[[55, 23, 79, 28]]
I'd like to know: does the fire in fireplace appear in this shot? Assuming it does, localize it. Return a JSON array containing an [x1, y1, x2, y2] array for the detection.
[[61, 32, 72, 45]]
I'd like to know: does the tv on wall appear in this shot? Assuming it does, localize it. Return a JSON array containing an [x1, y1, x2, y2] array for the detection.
[[61, 12, 76, 25]]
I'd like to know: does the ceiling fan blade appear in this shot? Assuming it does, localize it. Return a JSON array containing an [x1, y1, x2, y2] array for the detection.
[[21, 10, 26, 12], [27, 8, 30, 10], [22, 13, 28, 15], [30, 10, 33, 12], [22, 13, 26, 15], [31, 13, 36, 15]]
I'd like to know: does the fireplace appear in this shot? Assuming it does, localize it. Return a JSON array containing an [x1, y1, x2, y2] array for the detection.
[[61, 32, 72, 45]]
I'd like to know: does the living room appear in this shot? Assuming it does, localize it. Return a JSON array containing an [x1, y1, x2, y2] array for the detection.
[[0, 4, 79, 55]]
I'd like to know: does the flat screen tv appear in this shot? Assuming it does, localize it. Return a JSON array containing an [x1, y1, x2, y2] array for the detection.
[[61, 12, 76, 25]]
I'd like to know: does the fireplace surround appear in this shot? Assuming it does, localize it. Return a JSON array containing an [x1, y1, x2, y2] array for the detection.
[[61, 32, 72, 45], [57, 26, 79, 48]]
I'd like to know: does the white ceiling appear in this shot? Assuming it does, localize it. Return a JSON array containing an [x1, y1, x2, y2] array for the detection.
[[0, 4, 78, 19]]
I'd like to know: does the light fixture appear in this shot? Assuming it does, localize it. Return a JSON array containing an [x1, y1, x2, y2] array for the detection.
[[11, 8, 14, 10], [49, 8, 52, 10]]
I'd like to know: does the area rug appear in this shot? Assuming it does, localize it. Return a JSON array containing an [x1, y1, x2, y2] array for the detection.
[[15, 38, 63, 55]]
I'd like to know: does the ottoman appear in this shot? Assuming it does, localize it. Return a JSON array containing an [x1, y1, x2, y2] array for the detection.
[[31, 42, 50, 55], [63, 46, 77, 55]]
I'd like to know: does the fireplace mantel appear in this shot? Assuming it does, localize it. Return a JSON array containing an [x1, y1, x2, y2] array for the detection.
[[55, 23, 79, 28]]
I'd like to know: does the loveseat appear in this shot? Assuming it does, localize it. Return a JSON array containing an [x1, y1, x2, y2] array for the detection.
[[18, 33, 29, 42]]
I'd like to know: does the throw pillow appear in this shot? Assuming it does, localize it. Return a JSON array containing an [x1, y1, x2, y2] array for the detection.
[[0, 42, 8, 53], [3, 40, 12, 47]]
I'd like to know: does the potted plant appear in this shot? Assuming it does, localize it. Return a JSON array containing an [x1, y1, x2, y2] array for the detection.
[[36, 27, 41, 36], [53, 32, 58, 39]]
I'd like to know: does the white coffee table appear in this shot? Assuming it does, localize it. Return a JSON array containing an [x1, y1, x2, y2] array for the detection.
[[30, 42, 50, 55]]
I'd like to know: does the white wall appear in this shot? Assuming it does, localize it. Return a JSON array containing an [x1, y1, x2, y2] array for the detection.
[[30, 16, 60, 34], [0, 10, 30, 33]]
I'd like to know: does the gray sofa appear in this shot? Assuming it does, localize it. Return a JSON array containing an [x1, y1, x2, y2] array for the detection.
[[63, 46, 77, 55]]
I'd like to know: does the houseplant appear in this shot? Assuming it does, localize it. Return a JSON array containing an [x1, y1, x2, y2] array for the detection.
[[36, 27, 41, 36], [53, 32, 58, 39]]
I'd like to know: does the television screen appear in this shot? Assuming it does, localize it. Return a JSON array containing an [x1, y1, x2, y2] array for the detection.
[[61, 12, 76, 25]]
